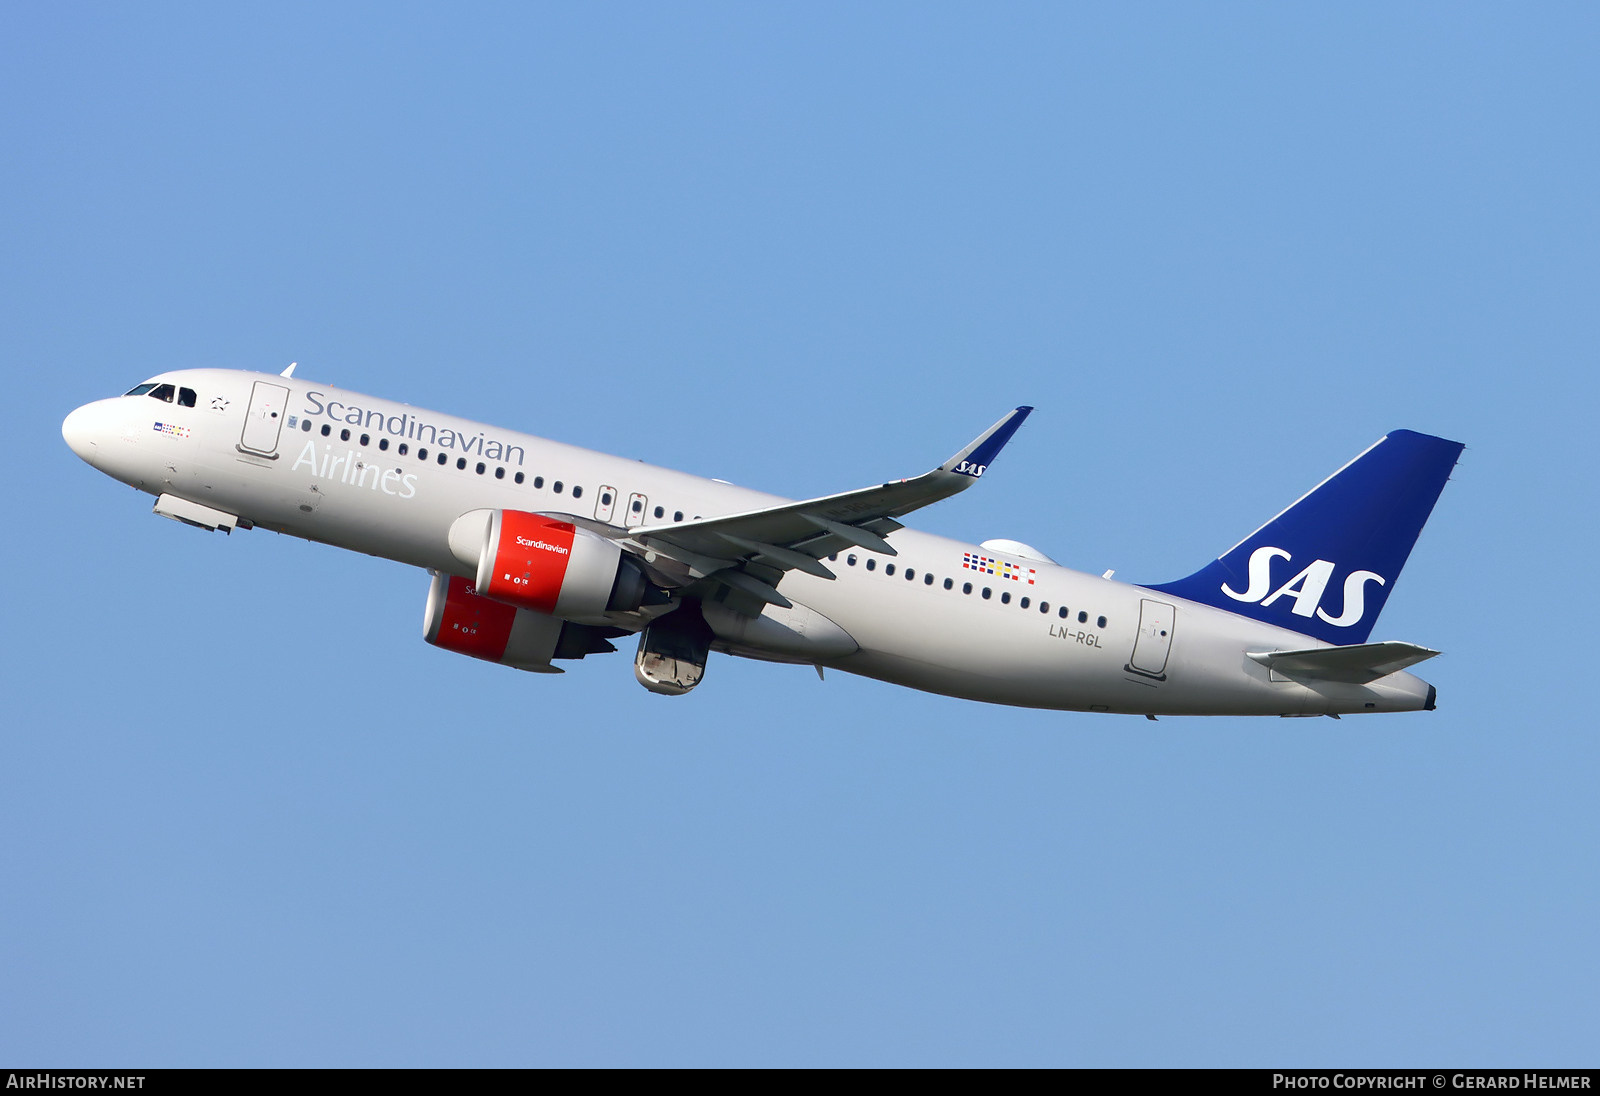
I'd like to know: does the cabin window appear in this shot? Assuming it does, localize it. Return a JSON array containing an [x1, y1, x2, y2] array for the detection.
[[944, 578, 953, 590], [553, 481, 563, 493], [398, 443, 409, 456], [866, 559, 876, 571], [1078, 611, 1088, 624], [378, 438, 388, 451], [533, 476, 543, 488], [1020, 597, 1029, 609], [905, 569, 916, 581], [924, 573, 934, 585], [341, 428, 351, 441], [1097, 616, 1107, 629], [655, 506, 665, 519], [982, 587, 992, 600], [302, 420, 312, 431], [437, 453, 447, 465], [847, 555, 857, 566], [514, 472, 524, 484], [455, 457, 465, 469], [631, 499, 643, 513], [494, 467, 504, 479], [673, 511, 683, 522], [572, 485, 583, 498], [1059, 607, 1069, 619], [884, 564, 895, 576], [476, 462, 486, 474], [360, 434, 370, 446], [321, 424, 331, 437], [601, 491, 613, 506], [1001, 592, 1010, 604], [1039, 602, 1049, 613], [963, 582, 972, 594]]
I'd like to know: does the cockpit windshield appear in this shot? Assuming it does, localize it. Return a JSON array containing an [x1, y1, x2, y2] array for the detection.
[[123, 382, 197, 407]]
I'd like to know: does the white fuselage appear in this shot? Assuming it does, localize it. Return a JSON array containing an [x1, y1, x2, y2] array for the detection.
[[63, 368, 1436, 716]]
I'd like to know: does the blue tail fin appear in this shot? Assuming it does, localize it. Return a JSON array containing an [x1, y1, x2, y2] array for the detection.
[[1147, 429, 1463, 644]]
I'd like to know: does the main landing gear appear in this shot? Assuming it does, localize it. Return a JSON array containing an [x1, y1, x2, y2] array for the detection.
[[634, 602, 713, 696]]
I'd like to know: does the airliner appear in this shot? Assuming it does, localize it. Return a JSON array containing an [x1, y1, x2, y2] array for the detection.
[[62, 366, 1463, 717]]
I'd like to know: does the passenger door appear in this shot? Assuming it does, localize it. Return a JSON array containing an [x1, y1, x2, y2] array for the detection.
[[239, 381, 289, 457], [1127, 598, 1176, 680]]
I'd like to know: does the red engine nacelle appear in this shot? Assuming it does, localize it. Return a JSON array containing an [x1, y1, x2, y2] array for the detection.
[[423, 572, 618, 671], [449, 509, 649, 624]]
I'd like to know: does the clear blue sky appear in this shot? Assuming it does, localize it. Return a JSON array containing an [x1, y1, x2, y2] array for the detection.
[[4, 2, 1596, 1066]]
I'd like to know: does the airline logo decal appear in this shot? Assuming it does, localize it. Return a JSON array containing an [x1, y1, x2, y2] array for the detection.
[[152, 422, 191, 438], [1220, 545, 1385, 628], [963, 552, 1037, 585]]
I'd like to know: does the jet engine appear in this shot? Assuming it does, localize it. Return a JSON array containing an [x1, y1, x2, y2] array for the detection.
[[448, 509, 654, 625], [423, 572, 622, 672]]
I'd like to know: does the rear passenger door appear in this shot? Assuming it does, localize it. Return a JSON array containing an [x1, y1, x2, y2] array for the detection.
[[1127, 598, 1176, 680]]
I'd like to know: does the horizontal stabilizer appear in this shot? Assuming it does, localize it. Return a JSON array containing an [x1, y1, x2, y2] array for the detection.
[[1247, 641, 1439, 684]]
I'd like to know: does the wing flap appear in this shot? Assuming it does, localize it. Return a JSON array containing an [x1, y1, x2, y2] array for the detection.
[[1247, 641, 1440, 684]]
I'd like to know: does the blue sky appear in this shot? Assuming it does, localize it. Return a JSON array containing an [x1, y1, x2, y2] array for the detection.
[[4, 2, 1597, 1066]]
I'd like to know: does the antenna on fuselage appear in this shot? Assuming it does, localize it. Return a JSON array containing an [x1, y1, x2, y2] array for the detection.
[[281, 362, 297, 378]]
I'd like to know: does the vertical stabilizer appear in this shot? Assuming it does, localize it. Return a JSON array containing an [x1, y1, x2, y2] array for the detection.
[[1147, 430, 1463, 644]]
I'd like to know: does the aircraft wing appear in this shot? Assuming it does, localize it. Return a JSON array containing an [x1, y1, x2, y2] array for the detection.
[[624, 406, 1032, 610], [1247, 641, 1439, 684]]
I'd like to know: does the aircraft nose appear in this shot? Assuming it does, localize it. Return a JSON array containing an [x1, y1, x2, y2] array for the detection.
[[62, 401, 111, 463]]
